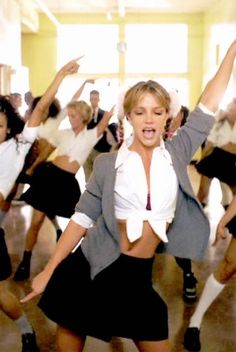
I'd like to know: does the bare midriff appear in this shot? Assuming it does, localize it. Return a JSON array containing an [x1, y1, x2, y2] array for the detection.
[[36, 138, 50, 153], [117, 219, 169, 258], [221, 142, 236, 154], [52, 155, 80, 174]]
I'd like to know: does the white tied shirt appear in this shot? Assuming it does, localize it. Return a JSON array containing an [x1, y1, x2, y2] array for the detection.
[[0, 123, 38, 199], [207, 118, 236, 147], [38, 108, 67, 141], [72, 137, 178, 244], [114, 138, 178, 243], [48, 126, 99, 166]]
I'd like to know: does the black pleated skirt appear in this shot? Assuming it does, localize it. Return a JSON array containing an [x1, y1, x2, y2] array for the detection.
[[195, 147, 236, 186], [0, 229, 12, 281], [21, 162, 81, 219], [38, 247, 168, 342], [222, 205, 236, 238]]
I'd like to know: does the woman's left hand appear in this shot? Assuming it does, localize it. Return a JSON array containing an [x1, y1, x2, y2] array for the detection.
[[212, 221, 228, 246]]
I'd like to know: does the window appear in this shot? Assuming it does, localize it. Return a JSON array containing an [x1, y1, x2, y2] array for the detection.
[[56, 23, 189, 119], [57, 25, 119, 73], [211, 24, 236, 108], [125, 24, 188, 73]]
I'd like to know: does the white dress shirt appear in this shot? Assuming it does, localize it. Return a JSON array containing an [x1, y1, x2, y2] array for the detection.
[[0, 124, 38, 199], [72, 137, 178, 244], [48, 126, 100, 165], [38, 108, 67, 141], [207, 118, 236, 147]]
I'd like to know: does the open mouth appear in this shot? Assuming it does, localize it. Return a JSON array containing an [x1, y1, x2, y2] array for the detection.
[[143, 128, 155, 138]]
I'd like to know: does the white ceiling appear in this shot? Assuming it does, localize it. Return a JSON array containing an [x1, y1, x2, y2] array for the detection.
[[38, 0, 220, 15]]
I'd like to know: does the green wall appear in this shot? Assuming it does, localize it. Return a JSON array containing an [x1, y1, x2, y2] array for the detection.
[[22, 15, 57, 96]]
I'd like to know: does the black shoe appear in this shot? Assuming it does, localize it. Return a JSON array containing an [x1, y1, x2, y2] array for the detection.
[[14, 261, 30, 281], [56, 229, 62, 242], [183, 327, 201, 351], [0, 228, 12, 280], [14, 251, 31, 281], [22, 331, 39, 352], [183, 273, 197, 303]]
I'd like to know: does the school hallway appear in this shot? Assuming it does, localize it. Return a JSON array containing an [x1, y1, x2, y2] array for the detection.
[[0, 165, 236, 352]]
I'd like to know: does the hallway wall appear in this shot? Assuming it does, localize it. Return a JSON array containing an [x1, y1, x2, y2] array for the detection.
[[0, 1, 235, 105]]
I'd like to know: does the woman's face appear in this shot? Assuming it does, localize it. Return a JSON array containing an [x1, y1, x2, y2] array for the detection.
[[67, 107, 84, 133], [128, 93, 168, 150], [0, 113, 9, 144]]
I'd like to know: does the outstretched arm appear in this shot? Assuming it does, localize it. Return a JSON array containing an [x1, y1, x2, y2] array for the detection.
[[21, 219, 87, 303], [199, 39, 236, 113], [25, 141, 56, 177], [71, 78, 95, 101], [96, 105, 116, 138], [27, 58, 81, 127]]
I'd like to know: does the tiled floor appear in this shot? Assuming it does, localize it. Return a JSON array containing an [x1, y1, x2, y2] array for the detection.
[[0, 165, 236, 351]]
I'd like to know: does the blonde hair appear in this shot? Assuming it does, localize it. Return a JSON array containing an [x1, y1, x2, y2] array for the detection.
[[66, 100, 92, 125], [123, 80, 170, 117]]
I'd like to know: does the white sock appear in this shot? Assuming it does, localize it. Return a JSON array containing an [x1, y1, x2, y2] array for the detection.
[[189, 274, 225, 328], [15, 314, 33, 335]]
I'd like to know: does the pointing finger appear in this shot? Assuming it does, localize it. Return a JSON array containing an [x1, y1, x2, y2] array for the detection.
[[20, 291, 38, 303], [75, 55, 85, 62]]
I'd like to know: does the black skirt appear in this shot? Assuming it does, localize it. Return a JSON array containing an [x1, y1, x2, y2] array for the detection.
[[0, 229, 12, 281], [16, 140, 41, 185], [21, 162, 81, 219], [38, 247, 168, 342], [222, 205, 236, 238], [195, 147, 236, 186]]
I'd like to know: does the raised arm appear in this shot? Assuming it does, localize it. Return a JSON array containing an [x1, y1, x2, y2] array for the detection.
[[27, 58, 80, 127], [96, 105, 115, 138], [21, 219, 87, 303], [25, 141, 56, 177], [199, 39, 236, 113], [71, 78, 95, 101]]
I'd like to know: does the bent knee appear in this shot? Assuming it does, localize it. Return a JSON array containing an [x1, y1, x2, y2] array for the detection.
[[216, 257, 236, 283]]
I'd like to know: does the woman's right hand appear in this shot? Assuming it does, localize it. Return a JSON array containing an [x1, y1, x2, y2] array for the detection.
[[85, 78, 96, 84], [59, 59, 80, 77], [20, 269, 52, 303]]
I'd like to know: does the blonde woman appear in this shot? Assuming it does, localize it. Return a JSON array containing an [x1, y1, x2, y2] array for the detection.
[[22, 39, 236, 352], [14, 85, 114, 281]]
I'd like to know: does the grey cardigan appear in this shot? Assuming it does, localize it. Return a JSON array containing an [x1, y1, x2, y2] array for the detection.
[[76, 106, 215, 279]]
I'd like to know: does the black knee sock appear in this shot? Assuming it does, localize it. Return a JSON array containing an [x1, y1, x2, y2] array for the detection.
[[175, 257, 192, 274], [21, 250, 32, 266]]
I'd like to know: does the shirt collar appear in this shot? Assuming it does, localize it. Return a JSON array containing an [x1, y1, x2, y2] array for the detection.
[[115, 134, 167, 169]]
